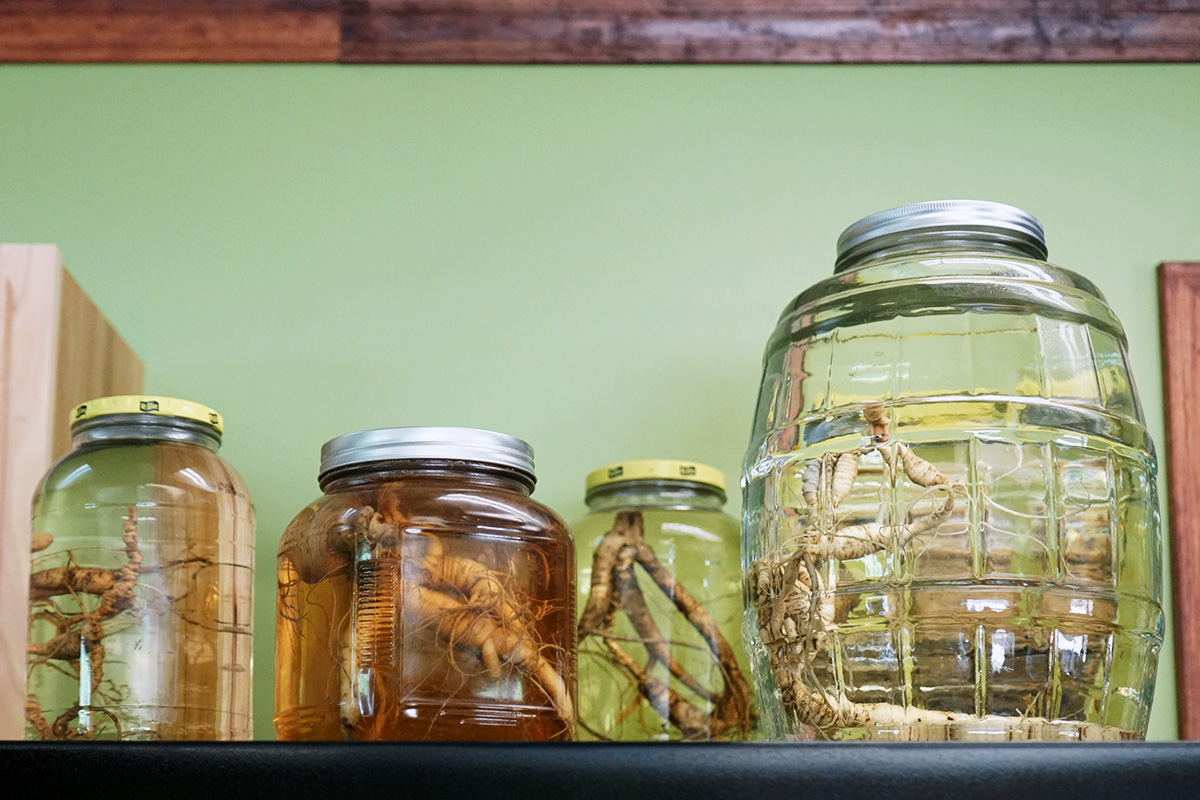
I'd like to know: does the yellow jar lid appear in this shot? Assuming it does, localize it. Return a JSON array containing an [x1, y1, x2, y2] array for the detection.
[[70, 395, 224, 434], [585, 459, 726, 493]]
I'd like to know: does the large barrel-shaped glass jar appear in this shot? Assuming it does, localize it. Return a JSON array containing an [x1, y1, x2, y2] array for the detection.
[[26, 396, 255, 740], [275, 427, 576, 741], [575, 460, 756, 741], [743, 201, 1162, 741]]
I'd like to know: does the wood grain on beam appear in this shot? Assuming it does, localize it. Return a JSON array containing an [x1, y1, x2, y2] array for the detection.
[[0, 1, 340, 62], [339, 0, 1200, 64], [3, 0, 1200, 63], [1159, 261, 1200, 740]]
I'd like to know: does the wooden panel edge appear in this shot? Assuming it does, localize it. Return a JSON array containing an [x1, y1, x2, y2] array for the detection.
[[0, 244, 64, 740], [52, 270, 144, 459], [1158, 261, 1200, 740]]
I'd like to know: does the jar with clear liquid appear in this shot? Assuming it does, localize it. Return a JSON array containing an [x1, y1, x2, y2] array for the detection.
[[575, 460, 756, 741], [275, 427, 575, 741], [742, 200, 1162, 741], [26, 396, 255, 740]]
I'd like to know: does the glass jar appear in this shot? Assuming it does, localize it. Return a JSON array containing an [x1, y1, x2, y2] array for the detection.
[[26, 396, 254, 740], [575, 460, 755, 741], [275, 426, 575, 741], [743, 200, 1163, 741]]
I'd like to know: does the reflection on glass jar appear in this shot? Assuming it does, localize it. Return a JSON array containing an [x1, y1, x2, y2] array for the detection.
[[274, 427, 575, 741], [742, 201, 1163, 741], [575, 460, 756, 741], [26, 396, 254, 740]]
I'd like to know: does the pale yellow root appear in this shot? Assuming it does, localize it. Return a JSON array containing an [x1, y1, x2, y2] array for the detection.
[[414, 586, 573, 726], [807, 488, 955, 561], [415, 534, 524, 633], [831, 452, 858, 507], [896, 443, 950, 487], [802, 459, 821, 510]]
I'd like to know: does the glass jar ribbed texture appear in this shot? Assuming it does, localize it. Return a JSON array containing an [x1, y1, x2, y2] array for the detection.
[[742, 202, 1163, 741]]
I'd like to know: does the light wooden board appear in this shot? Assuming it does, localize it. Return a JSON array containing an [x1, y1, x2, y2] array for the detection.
[[0, 244, 142, 740], [52, 270, 142, 458]]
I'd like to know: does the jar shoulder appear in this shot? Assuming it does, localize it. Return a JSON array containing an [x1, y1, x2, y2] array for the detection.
[[293, 481, 571, 543], [37, 440, 248, 499], [574, 506, 739, 547]]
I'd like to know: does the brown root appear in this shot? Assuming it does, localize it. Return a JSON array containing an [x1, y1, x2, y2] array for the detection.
[[280, 502, 361, 584], [25, 697, 54, 740], [863, 402, 890, 443], [578, 510, 753, 740], [26, 506, 144, 737]]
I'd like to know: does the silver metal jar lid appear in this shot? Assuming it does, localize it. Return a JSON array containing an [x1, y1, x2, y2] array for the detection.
[[318, 426, 536, 483], [834, 200, 1048, 272]]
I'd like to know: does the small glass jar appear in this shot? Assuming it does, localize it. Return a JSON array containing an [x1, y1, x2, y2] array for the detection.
[[743, 200, 1163, 741], [574, 460, 755, 741], [275, 426, 575, 741], [26, 396, 255, 740]]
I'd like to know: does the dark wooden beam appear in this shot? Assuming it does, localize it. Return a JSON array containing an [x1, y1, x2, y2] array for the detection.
[[0, 1, 340, 62], [1159, 261, 1200, 741], [339, 0, 1200, 64], [1, 0, 1199, 63]]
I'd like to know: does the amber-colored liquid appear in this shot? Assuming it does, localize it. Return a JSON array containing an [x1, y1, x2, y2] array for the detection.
[[275, 474, 575, 741]]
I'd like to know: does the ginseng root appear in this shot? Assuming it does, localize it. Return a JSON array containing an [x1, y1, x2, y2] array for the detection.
[[807, 488, 955, 561], [413, 585, 573, 723], [753, 402, 973, 736], [26, 506, 144, 738], [339, 484, 573, 737], [578, 510, 752, 740]]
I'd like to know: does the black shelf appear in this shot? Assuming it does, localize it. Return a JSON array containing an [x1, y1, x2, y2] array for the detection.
[[3, 741, 1199, 799]]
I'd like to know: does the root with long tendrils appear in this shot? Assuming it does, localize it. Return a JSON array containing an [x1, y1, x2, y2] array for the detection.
[[752, 405, 967, 737], [289, 488, 575, 739], [26, 506, 144, 739], [578, 511, 753, 740]]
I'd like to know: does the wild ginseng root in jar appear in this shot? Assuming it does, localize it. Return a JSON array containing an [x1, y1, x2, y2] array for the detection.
[[275, 427, 576, 741], [26, 396, 255, 740], [743, 200, 1163, 741], [576, 460, 756, 741]]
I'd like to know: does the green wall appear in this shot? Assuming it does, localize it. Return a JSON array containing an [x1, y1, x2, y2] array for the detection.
[[2, 64, 1196, 741]]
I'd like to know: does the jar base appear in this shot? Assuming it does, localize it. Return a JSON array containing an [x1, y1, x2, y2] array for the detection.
[[804, 717, 1135, 742], [276, 702, 572, 742]]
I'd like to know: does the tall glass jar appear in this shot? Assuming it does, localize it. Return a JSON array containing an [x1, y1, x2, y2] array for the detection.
[[26, 396, 254, 740], [275, 427, 575, 741], [575, 460, 755, 741], [743, 200, 1162, 741]]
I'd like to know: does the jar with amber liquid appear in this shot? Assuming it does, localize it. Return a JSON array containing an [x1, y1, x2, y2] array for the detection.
[[275, 427, 575, 741], [26, 396, 254, 740]]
